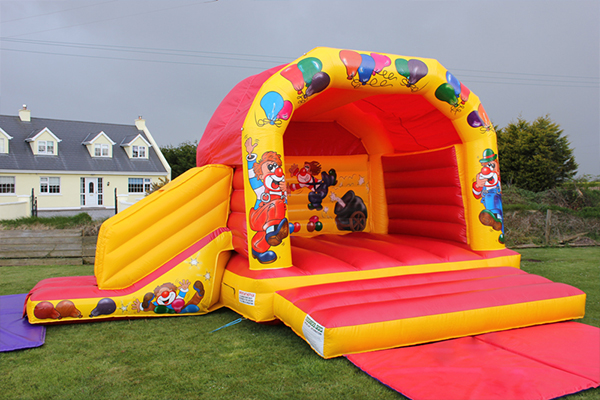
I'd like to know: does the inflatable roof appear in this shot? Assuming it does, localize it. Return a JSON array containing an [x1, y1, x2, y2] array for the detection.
[[197, 47, 490, 167]]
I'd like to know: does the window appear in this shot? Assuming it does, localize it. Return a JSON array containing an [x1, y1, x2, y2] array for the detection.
[[94, 143, 109, 157], [0, 138, 4, 153], [40, 177, 60, 194], [0, 176, 15, 194], [98, 177, 103, 205], [80, 178, 85, 206], [128, 178, 151, 193], [38, 140, 54, 155], [132, 145, 146, 158]]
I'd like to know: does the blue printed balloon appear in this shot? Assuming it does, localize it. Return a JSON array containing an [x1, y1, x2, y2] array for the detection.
[[446, 71, 462, 97], [358, 54, 375, 85], [260, 91, 284, 125]]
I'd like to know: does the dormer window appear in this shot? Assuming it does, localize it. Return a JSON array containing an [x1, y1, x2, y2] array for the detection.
[[26, 127, 61, 156], [0, 127, 13, 154], [121, 133, 151, 160], [38, 140, 54, 155], [132, 145, 146, 158], [95, 143, 110, 157], [83, 131, 115, 159]]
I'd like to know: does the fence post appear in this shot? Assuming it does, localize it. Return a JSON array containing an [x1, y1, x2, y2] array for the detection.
[[114, 188, 118, 215], [545, 209, 552, 245], [30, 188, 37, 217]]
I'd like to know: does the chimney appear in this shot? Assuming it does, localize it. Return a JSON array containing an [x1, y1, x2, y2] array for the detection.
[[19, 105, 31, 122], [135, 115, 146, 130]]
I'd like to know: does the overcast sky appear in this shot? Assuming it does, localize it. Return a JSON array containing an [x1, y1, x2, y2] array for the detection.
[[1, 0, 598, 176]]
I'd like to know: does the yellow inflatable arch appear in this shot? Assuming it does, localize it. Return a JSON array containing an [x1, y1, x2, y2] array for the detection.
[[214, 47, 503, 270]]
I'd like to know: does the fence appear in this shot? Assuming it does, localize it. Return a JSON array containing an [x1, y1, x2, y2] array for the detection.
[[0, 229, 97, 266]]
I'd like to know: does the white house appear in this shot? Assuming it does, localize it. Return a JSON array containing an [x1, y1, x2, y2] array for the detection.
[[0, 106, 171, 220]]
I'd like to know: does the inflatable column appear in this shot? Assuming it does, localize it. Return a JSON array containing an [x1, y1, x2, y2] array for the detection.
[[241, 86, 294, 270]]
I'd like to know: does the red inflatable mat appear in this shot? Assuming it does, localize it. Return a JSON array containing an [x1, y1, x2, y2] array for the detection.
[[346, 322, 599, 400]]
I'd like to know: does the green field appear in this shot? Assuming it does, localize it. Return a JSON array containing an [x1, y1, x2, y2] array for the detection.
[[1, 247, 598, 400]]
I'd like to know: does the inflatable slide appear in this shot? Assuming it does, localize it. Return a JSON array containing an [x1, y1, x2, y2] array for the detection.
[[25, 165, 234, 322], [23, 47, 598, 398]]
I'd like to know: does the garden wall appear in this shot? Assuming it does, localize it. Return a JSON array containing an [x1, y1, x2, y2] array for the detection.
[[0, 229, 97, 266]]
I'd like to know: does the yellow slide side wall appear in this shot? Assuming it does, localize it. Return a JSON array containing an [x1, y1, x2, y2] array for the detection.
[[95, 165, 234, 290]]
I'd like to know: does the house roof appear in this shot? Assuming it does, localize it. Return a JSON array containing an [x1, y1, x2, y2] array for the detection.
[[82, 131, 116, 145], [25, 127, 62, 143], [0, 115, 168, 174], [120, 133, 151, 147]]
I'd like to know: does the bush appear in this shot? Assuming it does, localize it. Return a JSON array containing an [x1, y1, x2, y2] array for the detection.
[[498, 116, 578, 192], [0, 213, 102, 232], [503, 185, 600, 215]]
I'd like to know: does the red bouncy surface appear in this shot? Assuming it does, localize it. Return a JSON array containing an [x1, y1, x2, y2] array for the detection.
[[346, 322, 600, 400], [225, 233, 519, 280]]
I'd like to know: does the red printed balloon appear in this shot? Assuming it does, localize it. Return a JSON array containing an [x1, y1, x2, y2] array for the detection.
[[478, 104, 491, 128], [281, 64, 305, 94], [339, 50, 362, 80], [34, 301, 60, 320]]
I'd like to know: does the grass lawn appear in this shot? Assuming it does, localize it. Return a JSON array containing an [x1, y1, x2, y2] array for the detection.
[[0, 247, 598, 400]]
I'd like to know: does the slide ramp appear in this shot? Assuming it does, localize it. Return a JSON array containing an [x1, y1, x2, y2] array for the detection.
[[25, 165, 235, 323], [273, 266, 586, 359]]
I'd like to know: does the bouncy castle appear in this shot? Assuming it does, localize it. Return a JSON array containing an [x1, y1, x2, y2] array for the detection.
[[25, 48, 588, 362]]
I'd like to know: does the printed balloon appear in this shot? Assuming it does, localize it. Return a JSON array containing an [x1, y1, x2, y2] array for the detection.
[[435, 83, 459, 106], [260, 91, 284, 124], [340, 50, 362, 80], [395, 58, 410, 79], [55, 300, 82, 319], [277, 100, 293, 120], [407, 59, 428, 86], [89, 298, 117, 317], [467, 110, 483, 128], [297, 57, 323, 87], [370, 53, 391, 74], [460, 83, 470, 103], [446, 71, 461, 97], [305, 72, 330, 97], [171, 298, 185, 313], [281, 65, 305, 94], [358, 54, 375, 85], [34, 301, 60, 320], [478, 103, 491, 127]]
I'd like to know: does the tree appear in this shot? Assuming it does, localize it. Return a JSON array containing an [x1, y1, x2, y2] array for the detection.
[[497, 115, 578, 192], [160, 140, 198, 180]]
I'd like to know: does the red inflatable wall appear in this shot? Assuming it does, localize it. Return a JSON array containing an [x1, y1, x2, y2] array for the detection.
[[382, 147, 467, 243]]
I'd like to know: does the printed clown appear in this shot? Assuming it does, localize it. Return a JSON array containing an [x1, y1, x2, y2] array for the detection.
[[132, 279, 204, 314], [245, 137, 289, 264], [289, 161, 338, 211], [289, 161, 322, 192], [472, 148, 504, 243]]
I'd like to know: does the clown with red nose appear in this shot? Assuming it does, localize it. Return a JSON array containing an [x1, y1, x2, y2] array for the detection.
[[245, 137, 289, 264], [472, 148, 504, 243]]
